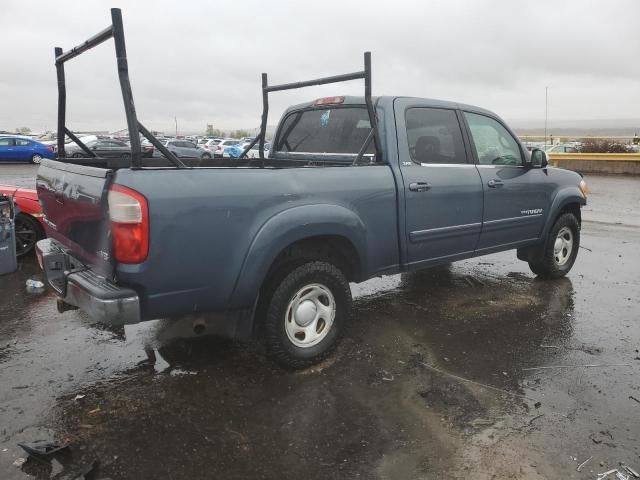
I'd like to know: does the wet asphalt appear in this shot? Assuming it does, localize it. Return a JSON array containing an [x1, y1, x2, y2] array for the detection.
[[0, 166, 639, 479]]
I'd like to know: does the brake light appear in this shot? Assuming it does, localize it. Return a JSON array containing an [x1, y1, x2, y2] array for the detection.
[[47, 145, 54, 153], [108, 184, 149, 264], [314, 96, 345, 105]]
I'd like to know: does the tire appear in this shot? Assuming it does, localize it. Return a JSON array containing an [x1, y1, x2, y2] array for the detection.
[[121, 152, 131, 160], [201, 153, 211, 160], [528, 213, 580, 279], [31, 154, 43, 164], [14, 214, 44, 258], [264, 261, 351, 369], [72, 152, 83, 158]]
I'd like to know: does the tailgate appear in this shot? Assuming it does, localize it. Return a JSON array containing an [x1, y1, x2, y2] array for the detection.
[[36, 159, 114, 277]]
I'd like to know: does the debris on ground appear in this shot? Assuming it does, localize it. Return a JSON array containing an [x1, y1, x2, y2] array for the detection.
[[596, 465, 640, 480], [17, 439, 70, 459], [576, 456, 592, 471], [13, 457, 26, 467], [25, 279, 45, 290], [74, 394, 86, 401]]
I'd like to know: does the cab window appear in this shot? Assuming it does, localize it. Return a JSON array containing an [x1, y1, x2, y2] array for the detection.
[[464, 112, 523, 166], [405, 108, 468, 164]]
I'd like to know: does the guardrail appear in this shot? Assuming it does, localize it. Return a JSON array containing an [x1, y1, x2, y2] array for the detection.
[[548, 152, 640, 175]]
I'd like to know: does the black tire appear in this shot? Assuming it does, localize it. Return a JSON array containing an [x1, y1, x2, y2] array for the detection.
[[201, 153, 211, 160], [528, 213, 580, 279], [14, 214, 44, 258], [121, 152, 131, 160], [264, 261, 351, 369], [31, 154, 43, 164], [72, 152, 83, 158]]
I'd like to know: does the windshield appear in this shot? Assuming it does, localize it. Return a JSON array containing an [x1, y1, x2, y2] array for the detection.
[[275, 107, 374, 155]]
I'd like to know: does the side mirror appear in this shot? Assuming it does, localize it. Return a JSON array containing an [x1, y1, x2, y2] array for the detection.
[[529, 148, 548, 168]]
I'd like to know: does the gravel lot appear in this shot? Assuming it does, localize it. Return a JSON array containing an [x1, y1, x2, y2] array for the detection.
[[1, 165, 639, 479]]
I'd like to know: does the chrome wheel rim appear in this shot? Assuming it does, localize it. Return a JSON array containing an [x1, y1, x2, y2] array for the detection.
[[553, 226, 573, 266], [285, 283, 335, 348], [32, 154, 42, 164]]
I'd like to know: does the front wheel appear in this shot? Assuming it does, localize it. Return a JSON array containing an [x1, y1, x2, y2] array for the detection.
[[201, 153, 211, 160], [264, 261, 352, 369], [528, 213, 580, 279], [14, 214, 44, 257]]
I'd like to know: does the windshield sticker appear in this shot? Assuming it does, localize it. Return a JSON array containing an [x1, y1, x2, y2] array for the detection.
[[320, 110, 331, 127]]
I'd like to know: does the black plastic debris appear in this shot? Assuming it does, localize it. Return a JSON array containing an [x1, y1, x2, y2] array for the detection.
[[17, 439, 70, 459]]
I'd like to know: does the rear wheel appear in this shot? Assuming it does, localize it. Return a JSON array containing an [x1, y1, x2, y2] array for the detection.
[[528, 213, 580, 279], [14, 214, 44, 258], [31, 154, 43, 164], [264, 261, 351, 369], [121, 152, 131, 160], [72, 152, 83, 158], [201, 153, 211, 160]]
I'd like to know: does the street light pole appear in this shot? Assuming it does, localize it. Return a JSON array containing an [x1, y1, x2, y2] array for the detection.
[[174, 116, 178, 138], [544, 86, 548, 146]]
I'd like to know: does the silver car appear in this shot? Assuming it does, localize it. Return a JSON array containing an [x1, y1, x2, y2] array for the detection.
[[154, 139, 211, 159]]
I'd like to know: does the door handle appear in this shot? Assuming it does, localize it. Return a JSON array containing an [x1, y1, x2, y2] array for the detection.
[[409, 182, 431, 192], [487, 179, 504, 188]]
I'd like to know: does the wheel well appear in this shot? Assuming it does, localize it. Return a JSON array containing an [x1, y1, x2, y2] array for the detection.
[[557, 202, 581, 227], [264, 235, 361, 286]]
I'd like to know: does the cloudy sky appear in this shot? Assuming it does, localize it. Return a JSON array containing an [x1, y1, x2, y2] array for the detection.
[[1, 0, 638, 134]]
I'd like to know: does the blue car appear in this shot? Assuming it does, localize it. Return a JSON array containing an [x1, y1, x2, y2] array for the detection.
[[0, 136, 55, 164]]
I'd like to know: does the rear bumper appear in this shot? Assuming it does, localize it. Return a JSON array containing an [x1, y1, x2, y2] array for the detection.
[[36, 239, 141, 325]]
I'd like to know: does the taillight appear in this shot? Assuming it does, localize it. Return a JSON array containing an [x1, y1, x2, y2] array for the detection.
[[108, 184, 149, 264], [314, 96, 345, 105], [47, 145, 54, 153]]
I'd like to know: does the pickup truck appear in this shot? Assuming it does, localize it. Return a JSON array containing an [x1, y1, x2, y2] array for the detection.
[[36, 9, 587, 368]]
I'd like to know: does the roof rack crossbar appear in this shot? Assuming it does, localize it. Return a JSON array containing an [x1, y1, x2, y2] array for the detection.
[[54, 8, 183, 168], [255, 52, 382, 163]]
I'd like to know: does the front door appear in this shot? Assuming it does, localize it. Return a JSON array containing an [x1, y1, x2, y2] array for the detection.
[[462, 111, 550, 251], [0, 138, 16, 160], [396, 100, 484, 268]]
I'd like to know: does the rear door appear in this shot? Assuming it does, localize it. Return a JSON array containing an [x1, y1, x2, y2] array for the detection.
[[0, 138, 16, 160], [395, 99, 484, 268], [15, 138, 34, 160], [462, 111, 550, 250]]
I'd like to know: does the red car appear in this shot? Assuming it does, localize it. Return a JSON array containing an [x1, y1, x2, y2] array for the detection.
[[0, 184, 45, 257]]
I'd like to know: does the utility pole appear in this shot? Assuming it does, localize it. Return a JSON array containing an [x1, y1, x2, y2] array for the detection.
[[544, 87, 548, 146], [174, 116, 178, 138]]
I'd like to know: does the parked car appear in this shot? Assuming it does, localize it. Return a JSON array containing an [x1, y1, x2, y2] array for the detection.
[[153, 139, 211, 159], [65, 136, 153, 159], [0, 136, 55, 163], [0, 185, 45, 257], [37, 18, 587, 369], [544, 144, 579, 153], [201, 139, 221, 152], [213, 139, 240, 157]]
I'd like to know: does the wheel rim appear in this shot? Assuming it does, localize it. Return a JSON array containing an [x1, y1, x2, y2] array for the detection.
[[14, 217, 37, 256], [284, 283, 336, 348], [32, 154, 42, 164], [553, 226, 573, 266]]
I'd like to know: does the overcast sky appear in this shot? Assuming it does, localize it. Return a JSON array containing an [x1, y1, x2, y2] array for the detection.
[[1, 0, 638, 134]]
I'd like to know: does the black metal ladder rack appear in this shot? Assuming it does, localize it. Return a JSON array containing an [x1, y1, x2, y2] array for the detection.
[[54, 8, 184, 168]]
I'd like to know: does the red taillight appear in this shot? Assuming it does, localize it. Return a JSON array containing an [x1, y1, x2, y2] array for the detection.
[[47, 145, 54, 152], [314, 96, 345, 106], [108, 184, 149, 264]]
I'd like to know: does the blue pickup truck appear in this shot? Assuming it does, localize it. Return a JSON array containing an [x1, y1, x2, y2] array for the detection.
[[36, 9, 587, 368]]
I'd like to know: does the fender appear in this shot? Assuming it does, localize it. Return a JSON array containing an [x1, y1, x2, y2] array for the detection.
[[541, 185, 586, 240], [230, 204, 368, 307]]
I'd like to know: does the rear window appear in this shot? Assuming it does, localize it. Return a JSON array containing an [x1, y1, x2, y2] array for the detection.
[[275, 107, 374, 155]]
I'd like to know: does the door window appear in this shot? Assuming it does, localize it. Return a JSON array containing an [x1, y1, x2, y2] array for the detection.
[[405, 108, 467, 164], [16, 139, 32, 146], [464, 112, 523, 166], [0, 138, 15, 146]]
